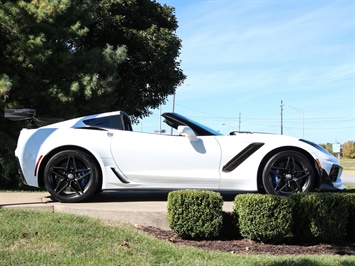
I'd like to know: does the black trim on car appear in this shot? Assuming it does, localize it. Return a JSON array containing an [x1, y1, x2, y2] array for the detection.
[[75, 127, 107, 131], [318, 167, 343, 191], [222, 143, 265, 172], [299, 139, 333, 156], [328, 164, 340, 183], [111, 168, 130, 184]]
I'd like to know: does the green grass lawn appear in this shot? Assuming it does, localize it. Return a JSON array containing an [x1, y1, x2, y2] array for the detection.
[[1, 209, 354, 266], [340, 158, 355, 170]]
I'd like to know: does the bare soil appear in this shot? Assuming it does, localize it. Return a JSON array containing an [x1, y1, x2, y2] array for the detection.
[[138, 226, 355, 255]]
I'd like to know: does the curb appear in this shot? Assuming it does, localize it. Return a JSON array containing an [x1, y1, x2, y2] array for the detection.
[[0, 192, 171, 230], [1, 203, 54, 212]]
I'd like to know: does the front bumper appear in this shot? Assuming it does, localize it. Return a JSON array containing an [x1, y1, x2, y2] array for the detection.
[[319, 164, 346, 191]]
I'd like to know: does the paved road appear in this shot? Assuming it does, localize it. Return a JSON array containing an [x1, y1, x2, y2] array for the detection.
[[342, 170, 355, 186]]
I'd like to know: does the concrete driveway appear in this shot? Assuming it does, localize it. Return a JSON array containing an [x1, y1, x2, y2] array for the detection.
[[0, 191, 236, 230]]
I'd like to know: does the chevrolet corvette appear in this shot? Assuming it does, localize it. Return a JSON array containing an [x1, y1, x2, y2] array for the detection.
[[6, 109, 345, 202]]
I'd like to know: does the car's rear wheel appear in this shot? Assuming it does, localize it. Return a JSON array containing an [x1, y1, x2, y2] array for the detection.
[[262, 150, 315, 195], [44, 150, 100, 203]]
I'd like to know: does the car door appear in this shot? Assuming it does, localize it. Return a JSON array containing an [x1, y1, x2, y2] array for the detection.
[[110, 130, 222, 189]]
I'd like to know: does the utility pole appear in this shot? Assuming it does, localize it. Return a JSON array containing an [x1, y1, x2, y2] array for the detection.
[[159, 105, 162, 134], [284, 103, 305, 139], [238, 113, 241, 131], [280, 100, 284, 135]]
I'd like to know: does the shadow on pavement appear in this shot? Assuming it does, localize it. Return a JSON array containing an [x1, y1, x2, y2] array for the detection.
[[86, 191, 170, 203], [82, 190, 243, 203]]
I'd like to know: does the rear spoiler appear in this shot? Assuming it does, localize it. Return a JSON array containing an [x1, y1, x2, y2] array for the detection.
[[4, 108, 63, 127], [4, 109, 36, 121]]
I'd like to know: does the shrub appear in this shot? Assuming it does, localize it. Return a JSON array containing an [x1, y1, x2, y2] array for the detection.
[[167, 190, 223, 239], [342, 193, 355, 239], [234, 194, 294, 243], [292, 193, 350, 242]]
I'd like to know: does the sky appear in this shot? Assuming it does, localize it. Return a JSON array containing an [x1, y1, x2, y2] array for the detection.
[[133, 0, 355, 144]]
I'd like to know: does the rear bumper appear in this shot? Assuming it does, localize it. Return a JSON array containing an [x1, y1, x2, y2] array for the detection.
[[15, 156, 28, 186]]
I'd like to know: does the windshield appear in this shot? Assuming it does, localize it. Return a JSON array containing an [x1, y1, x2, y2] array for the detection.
[[162, 112, 224, 136], [184, 116, 223, 136]]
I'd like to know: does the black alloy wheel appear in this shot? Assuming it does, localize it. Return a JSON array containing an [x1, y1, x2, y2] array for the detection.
[[262, 150, 315, 195], [44, 150, 100, 203]]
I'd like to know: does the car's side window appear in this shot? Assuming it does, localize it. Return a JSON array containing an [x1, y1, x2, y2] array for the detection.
[[123, 114, 133, 131], [84, 115, 123, 130]]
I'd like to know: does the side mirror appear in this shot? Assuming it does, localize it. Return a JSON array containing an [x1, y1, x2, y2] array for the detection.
[[178, 126, 198, 142]]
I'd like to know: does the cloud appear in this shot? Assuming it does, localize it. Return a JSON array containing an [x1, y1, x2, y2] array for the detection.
[[153, 0, 354, 142]]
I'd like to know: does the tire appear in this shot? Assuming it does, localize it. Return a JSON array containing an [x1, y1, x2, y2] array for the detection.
[[262, 150, 315, 195], [44, 150, 100, 203]]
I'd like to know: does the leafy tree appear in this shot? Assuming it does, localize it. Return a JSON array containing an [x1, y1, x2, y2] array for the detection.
[[91, 0, 186, 118], [0, 0, 185, 188], [1, 0, 184, 118], [342, 141, 355, 159], [0, 117, 22, 189]]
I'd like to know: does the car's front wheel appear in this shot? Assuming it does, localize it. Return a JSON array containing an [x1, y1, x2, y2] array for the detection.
[[262, 150, 315, 195], [44, 150, 100, 203]]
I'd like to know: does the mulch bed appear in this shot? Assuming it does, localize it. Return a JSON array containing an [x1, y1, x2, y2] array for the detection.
[[138, 226, 355, 255]]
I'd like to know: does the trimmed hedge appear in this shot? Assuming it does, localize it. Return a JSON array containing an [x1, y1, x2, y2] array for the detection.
[[234, 194, 295, 243], [340, 193, 355, 239], [292, 193, 350, 242], [167, 191, 355, 242], [167, 190, 223, 239]]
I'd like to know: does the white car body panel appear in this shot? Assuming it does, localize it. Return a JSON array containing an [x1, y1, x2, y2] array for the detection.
[[12, 110, 345, 202], [110, 131, 221, 189]]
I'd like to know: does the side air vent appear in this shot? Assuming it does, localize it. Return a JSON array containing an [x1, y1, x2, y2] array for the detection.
[[111, 168, 130, 184], [223, 143, 264, 172]]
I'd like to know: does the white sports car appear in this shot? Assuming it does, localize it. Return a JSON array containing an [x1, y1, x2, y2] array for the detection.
[[7, 109, 345, 203]]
